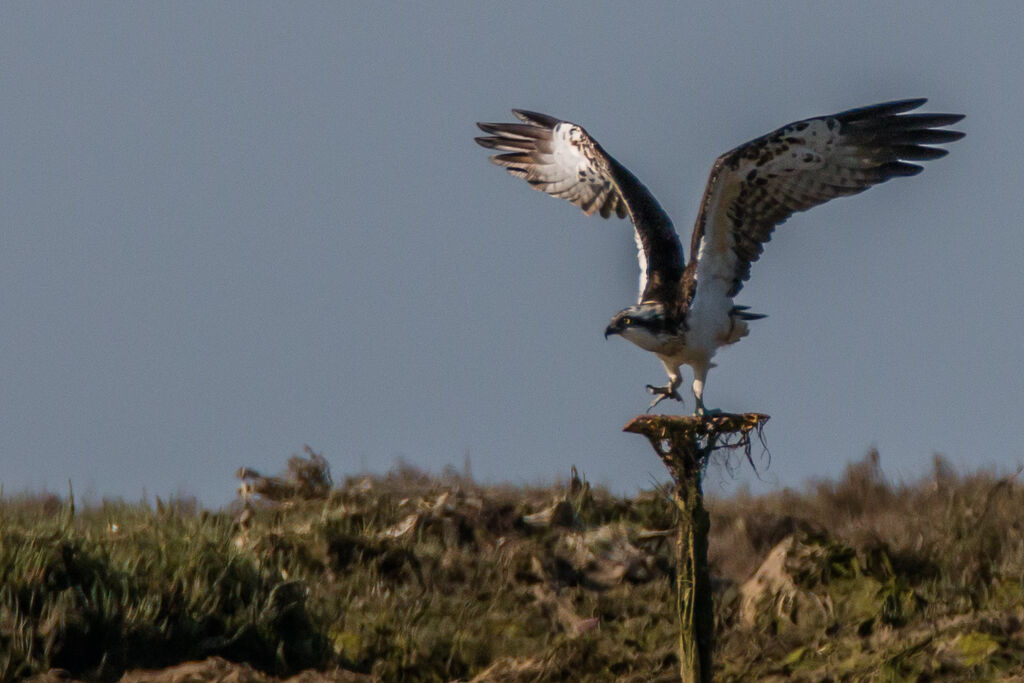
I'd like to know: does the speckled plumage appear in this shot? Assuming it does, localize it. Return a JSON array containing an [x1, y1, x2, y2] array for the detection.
[[475, 99, 964, 412]]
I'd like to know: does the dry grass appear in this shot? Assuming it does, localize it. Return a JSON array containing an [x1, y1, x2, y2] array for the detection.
[[708, 450, 1024, 680], [2, 450, 1024, 681]]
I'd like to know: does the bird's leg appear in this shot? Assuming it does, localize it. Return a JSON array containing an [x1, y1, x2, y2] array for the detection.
[[691, 362, 721, 416], [693, 374, 706, 416], [646, 364, 683, 412]]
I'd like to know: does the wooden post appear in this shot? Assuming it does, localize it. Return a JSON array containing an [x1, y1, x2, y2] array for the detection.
[[624, 413, 768, 683]]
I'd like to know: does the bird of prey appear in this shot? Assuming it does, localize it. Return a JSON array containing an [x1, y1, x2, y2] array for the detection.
[[475, 99, 964, 414]]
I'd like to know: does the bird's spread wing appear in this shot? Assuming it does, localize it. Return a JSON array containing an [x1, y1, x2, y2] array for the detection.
[[476, 110, 684, 305], [690, 99, 965, 301]]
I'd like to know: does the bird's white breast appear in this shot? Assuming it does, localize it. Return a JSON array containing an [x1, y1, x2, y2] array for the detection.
[[686, 235, 737, 354]]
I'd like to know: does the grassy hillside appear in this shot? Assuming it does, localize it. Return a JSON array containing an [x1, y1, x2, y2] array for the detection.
[[2, 450, 1023, 681]]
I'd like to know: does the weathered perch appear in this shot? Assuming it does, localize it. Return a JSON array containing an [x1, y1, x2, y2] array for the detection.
[[624, 412, 769, 683]]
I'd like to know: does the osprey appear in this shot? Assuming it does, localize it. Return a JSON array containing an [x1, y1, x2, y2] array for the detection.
[[475, 100, 964, 414]]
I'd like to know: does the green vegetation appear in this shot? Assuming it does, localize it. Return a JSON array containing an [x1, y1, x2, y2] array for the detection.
[[2, 451, 1024, 681]]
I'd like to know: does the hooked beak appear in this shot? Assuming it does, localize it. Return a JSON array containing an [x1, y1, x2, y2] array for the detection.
[[604, 324, 619, 339]]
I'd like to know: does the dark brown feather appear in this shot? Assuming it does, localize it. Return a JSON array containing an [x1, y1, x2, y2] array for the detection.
[[691, 99, 964, 300]]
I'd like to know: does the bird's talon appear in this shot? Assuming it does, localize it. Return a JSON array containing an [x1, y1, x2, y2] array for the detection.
[[645, 385, 683, 411]]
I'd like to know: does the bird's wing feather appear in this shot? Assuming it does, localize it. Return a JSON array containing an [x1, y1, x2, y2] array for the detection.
[[689, 99, 965, 303], [476, 110, 683, 305]]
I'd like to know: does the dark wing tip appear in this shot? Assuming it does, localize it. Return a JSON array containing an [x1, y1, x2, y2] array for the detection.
[[878, 160, 924, 178], [887, 129, 965, 144], [890, 144, 950, 161], [900, 113, 965, 128], [511, 109, 560, 128], [474, 135, 500, 149], [835, 98, 928, 122], [841, 105, 965, 156], [477, 121, 522, 135], [887, 97, 928, 108]]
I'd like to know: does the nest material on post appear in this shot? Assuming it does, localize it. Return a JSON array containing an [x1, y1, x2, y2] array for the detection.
[[623, 413, 769, 479]]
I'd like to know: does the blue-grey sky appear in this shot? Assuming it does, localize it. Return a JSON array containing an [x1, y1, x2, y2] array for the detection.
[[3, 3, 1022, 506]]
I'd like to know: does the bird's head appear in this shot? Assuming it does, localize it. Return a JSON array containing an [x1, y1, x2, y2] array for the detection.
[[604, 303, 671, 352]]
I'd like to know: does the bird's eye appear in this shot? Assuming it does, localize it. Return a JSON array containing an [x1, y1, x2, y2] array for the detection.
[[622, 317, 632, 326]]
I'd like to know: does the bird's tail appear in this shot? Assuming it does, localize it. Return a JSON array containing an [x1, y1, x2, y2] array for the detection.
[[723, 306, 765, 345]]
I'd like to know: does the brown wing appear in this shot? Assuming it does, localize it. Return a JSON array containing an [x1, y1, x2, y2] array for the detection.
[[690, 98, 965, 301], [476, 110, 684, 304]]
